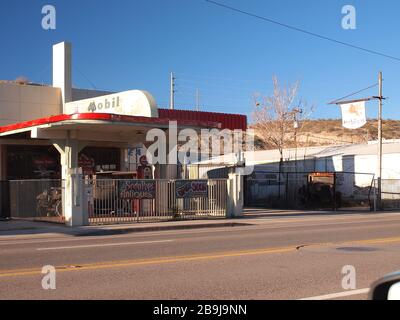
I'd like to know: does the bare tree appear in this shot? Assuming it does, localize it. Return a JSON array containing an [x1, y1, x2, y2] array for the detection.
[[252, 76, 311, 173]]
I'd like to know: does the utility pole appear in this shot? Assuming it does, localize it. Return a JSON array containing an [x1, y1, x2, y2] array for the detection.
[[195, 89, 200, 111], [288, 108, 302, 174], [170, 72, 175, 110], [377, 71, 383, 210]]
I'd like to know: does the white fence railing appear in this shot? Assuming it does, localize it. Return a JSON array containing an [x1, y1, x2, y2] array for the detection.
[[86, 178, 228, 225]]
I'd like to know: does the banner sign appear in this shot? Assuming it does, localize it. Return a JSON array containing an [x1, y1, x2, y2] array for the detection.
[[118, 180, 156, 199], [175, 180, 208, 199], [340, 101, 367, 129]]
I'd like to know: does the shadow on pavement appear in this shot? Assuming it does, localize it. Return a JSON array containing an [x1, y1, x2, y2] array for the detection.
[[242, 207, 387, 219]]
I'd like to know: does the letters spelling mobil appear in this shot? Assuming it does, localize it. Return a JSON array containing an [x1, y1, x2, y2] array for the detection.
[[88, 96, 120, 112]]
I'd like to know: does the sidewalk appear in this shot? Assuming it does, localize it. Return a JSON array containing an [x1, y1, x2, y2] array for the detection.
[[0, 217, 253, 238], [1, 208, 395, 238]]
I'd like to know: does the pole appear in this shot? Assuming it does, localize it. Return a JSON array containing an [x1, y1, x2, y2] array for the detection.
[[377, 71, 383, 210], [294, 114, 298, 175], [195, 88, 200, 111], [170, 72, 175, 110]]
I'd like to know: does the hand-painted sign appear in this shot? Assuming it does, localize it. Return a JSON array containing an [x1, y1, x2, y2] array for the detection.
[[118, 180, 156, 199], [175, 180, 208, 199], [340, 101, 366, 129]]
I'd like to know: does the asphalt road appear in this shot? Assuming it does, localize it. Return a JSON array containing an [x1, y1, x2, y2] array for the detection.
[[1, 211, 400, 300]]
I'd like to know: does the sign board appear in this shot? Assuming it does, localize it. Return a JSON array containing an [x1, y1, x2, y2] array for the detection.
[[309, 172, 335, 185], [340, 101, 367, 129], [65, 90, 158, 118], [139, 155, 148, 166], [78, 153, 95, 175], [175, 180, 208, 199], [118, 180, 156, 199]]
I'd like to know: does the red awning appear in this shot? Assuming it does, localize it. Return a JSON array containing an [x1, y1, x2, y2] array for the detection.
[[0, 113, 223, 135], [0, 110, 247, 136]]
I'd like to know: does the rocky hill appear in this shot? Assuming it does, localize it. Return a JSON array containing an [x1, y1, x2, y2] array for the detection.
[[252, 119, 400, 149]]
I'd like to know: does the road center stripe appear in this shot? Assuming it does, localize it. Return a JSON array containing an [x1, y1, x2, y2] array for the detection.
[[2, 235, 400, 278], [299, 288, 370, 300], [36, 239, 174, 251]]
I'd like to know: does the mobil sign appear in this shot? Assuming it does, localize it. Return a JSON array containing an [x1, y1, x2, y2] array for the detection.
[[65, 90, 158, 118]]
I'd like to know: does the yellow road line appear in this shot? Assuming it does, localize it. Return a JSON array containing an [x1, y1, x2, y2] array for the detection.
[[1, 236, 400, 278], [0, 246, 295, 278]]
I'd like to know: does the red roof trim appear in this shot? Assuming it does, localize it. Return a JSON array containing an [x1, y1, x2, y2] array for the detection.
[[158, 108, 247, 131], [0, 113, 221, 134]]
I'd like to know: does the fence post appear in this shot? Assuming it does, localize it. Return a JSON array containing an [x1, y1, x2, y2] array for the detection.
[[0, 180, 10, 219], [227, 173, 244, 218], [64, 168, 88, 227], [373, 179, 377, 212]]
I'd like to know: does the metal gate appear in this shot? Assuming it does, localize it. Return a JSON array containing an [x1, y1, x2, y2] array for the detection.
[[244, 172, 375, 211], [9, 179, 65, 223], [86, 179, 228, 225], [377, 179, 400, 210]]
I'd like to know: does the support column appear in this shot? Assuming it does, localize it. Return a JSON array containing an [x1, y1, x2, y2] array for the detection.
[[0, 145, 6, 180], [120, 148, 129, 172], [227, 172, 244, 218], [53, 139, 88, 227]]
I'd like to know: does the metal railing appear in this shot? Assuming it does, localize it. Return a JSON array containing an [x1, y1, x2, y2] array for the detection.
[[86, 178, 228, 225], [377, 179, 400, 210], [244, 172, 375, 210], [9, 179, 65, 223]]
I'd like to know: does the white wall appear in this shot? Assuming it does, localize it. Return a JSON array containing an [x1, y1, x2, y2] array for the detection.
[[0, 82, 62, 126], [53, 42, 72, 104]]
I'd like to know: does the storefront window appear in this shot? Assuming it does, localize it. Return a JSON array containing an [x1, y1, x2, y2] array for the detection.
[[7, 145, 61, 180], [79, 147, 120, 175], [6, 146, 120, 180]]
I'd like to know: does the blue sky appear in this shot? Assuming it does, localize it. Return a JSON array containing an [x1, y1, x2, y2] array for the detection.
[[1, 0, 400, 121]]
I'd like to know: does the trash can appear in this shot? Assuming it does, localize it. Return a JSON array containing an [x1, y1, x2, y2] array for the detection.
[[0, 181, 10, 219]]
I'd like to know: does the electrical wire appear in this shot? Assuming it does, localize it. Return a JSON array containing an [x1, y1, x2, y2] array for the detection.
[[204, 0, 400, 62], [175, 72, 264, 84], [328, 83, 379, 105], [73, 66, 98, 90]]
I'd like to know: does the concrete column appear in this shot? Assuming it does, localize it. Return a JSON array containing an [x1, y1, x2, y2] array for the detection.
[[120, 148, 129, 172], [227, 172, 244, 218], [53, 42, 72, 106], [0, 145, 6, 180], [53, 139, 88, 227]]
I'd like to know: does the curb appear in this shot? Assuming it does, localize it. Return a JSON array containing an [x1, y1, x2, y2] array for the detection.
[[75, 222, 253, 237]]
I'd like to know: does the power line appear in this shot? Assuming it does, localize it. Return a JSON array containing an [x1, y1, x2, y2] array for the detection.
[[158, 100, 248, 111], [73, 66, 98, 90], [328, 83, 379, 105], [175, 72, 263, 84], [177, 87, 255, 97], [177, 81, 262, 93], [204, 0, 400, 62]]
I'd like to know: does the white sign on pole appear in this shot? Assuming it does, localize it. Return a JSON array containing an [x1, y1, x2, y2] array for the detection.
[[340, 101, 367, 129]]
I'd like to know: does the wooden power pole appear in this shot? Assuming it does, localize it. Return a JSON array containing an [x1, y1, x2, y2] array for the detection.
[[377, 71, 383, 210]]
